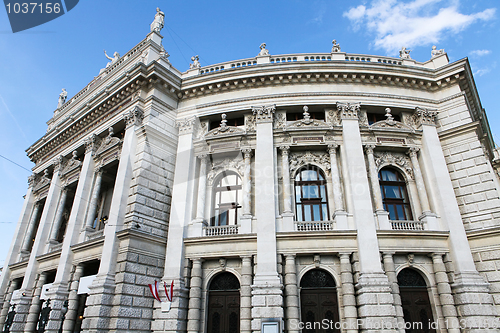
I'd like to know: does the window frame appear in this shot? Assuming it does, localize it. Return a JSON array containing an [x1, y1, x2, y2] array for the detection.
[[379, 167, 413, 221], [294, 165, 330, 222], [211, 171, 242, 226]]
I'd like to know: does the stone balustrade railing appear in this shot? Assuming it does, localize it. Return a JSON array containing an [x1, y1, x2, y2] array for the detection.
[[390, 220, 424, 231], [204, 225, 239, 236], [295, 221, 334, 231]]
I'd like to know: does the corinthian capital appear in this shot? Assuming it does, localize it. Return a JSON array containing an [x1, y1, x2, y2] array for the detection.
[[252, 105, 276, 123], [124, 106, 144, 129], [337, 102, 361, 121], [413, 107, 437, 127]]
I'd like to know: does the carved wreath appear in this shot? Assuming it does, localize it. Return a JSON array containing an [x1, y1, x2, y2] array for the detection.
[[289, 151, 331, 177]]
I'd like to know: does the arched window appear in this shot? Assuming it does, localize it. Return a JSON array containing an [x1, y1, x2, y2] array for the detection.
[[294, 166, 329, 222], [300, 269, 339, 333], [212, 172, 242, 226], [397, 268, 435, 333], [379, 167, 412, 220], [207, 272, 240, 333]]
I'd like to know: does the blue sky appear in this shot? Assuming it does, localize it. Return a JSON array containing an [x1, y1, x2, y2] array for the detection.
[[0, 0, 499, 266]]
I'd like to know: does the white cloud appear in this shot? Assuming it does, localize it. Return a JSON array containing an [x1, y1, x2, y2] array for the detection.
[[474, 68, 491, 76], [470, 49, 491, 57], [343, 0, 496, 55]]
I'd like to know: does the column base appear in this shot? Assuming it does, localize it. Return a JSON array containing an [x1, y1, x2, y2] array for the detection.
[[281, 213, 294, 232], [187, 219, 207, 238], [356, 272, 397, 332], [81, 273, 116, 332], [152, 281, 189, 333], [251, 282, 284, 333], [418, 211, 438, 230], [240, 215, 253, 234], [376, 211, 391, 230], [451, 271, 498, 330], [9, 295, 31, 333], [333, 210, 348, 229]]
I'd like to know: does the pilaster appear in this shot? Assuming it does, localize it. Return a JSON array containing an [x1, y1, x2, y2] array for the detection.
[[382, 252, 404, 333], [339, 252, 358, 333], [328, 144, 348, 229], [240, 149, 253, 234], [187, 259, 202, 333], [284, 255, 299, 333], [24, 273, 47, 333], [62, 265, 83, 333], [240, 256, 253, 333], [279, 146, 294, 231]]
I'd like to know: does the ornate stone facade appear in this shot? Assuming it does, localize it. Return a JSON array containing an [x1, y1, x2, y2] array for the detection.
[[1, 14, 500, 333]]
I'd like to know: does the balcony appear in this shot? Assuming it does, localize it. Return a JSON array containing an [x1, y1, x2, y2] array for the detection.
[[204, 225, 239, 236], [390, 220, 424, 231], [295, 221, 334, 232]]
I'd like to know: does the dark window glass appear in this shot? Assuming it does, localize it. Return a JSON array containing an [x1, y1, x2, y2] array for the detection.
[[367, 112, 400, 125], [379, 168, 412, 220], [294, 166, 329, 221]]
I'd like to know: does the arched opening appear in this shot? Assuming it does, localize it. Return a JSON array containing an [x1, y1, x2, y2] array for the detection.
[[212, 172, 242, 226], [300, 269, 339, 333], [294, 165, 329, 222], [397, 268, 435, 333], [207, 272, 240, 333], [379, 167, 413, 220]]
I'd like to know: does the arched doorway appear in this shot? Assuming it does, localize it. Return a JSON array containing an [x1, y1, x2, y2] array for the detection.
[[397, 268, 435, 333], [300, 269, 340, 333], [207, 272, 240, 333]]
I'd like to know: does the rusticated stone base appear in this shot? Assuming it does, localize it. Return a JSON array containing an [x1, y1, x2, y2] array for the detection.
[[251, 282, 284, 333], [356, 272, 398, 333], [151, 281, 188, 333]]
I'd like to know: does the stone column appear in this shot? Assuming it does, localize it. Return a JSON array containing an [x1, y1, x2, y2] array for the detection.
[[284, 255, 299, 333], [382, 253, 405, 333], [62, 265, 84, 333], [240, 149, 253, 234], [416, 107, 498, 326], [251, 105, 283, 332], [240, 256, 253, 333], [364, 144, 391, 230], [158, 116, 198, 333], [0, 280, 18, 330], [21, 202, 42, 253], [431, 253, 460, 333], [24, 273, 47, 332], [408, 147, 438, 229], [49, 187, 68, 244], [279, 146, 294, 231], [187, 259, 202, 333], [189, 155, 208, 237], [338, 102, 396, 331], [328, 144, 348, 228], [83, 168, 103, 230], [84, 106, 143, 331], [339, 253, 358, 333]]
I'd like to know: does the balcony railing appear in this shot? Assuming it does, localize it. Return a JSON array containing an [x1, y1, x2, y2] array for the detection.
[[204, 225, 239, 236], [295, 221, 334, 231], [390, 220, 424, 231]]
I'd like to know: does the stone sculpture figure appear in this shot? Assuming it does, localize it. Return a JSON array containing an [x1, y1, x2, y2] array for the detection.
[[431, 45, 445, 57], [104, 50, 120, 68], [57, 88, 67, 109], [150, 7, 165, 33], [399, 47, 411, 59], [258, 43, 269, 56], [190, 55, 201, 69], [331, 39, 341, 52]]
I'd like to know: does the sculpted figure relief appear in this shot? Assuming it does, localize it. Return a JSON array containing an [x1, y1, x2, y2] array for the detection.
[[331, 39, 341, 52], [104, 50, 120, 68], [190, 55, 201, 69], [431, 45, 445, 58], [150, 7, 165, 33], [258, 43, 269, 56], [399, 47, 411, 59], [57, 88, 67, 109]]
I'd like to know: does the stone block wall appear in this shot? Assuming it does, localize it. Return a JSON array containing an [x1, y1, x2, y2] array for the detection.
[[472, 249, 500, 314]]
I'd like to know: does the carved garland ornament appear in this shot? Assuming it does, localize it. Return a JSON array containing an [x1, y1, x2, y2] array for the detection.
[[289, 151, 331, 176], [373, 151, 414, 179], [207, 156, 245, 185]]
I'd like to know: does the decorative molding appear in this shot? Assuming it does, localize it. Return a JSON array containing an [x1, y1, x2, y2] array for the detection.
[[279, 145, 290, 155], [373, 151, 414, 179], [370, 108, 414, 132], [196, 121, 209, 139], [327, 143, 339, 154], [413, 107, 437, 127], [252, 105, 275, 123], [61, 151, 82, 178], [123, 106, 144, 128], [205, 114, 245, 138], [53, 155, 65, 172], [288, 106, 331, 128], [94, 127, 122, 159], [85, 134, 101, 155], [241, 148, 253, 158], [176, 117, 196, 135], [326, 108, 340, 126], [207, 155, 245, 185], [337, 102, 360, 120], [33, 170, 51, 193], [289, 151, 331, 176], [28, 174, 36, 188], [244, 114, 256, 132], [273, 112, 286, 129], [358, 110, 369, 127]]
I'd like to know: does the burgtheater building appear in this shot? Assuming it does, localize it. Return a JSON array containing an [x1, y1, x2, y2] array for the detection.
[[2, 13, 500, 333]]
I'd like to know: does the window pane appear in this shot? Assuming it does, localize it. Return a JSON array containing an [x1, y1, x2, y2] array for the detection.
[[219, 211, 228, 226], [396, 205, 404, 220], [322, 204, 328, 220], [404, 206, 412, 220], [295, 186, 302, 202], [296, 205, 303, 221], [301, 170, 317, 181], [304, 206, 312, 221], [320, 185, 326, 201], [313, 205, 320, 221], [388, 205, 396, 220], [384, 186, 402, 198], [303, 186, 319, 199], [381, 170, 398, 181], [228, 209, 235, 225]]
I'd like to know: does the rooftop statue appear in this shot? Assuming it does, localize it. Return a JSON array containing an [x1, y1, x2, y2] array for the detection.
[[258, 43, 269, 56], [150, 7, 165, 33], [331, 40, 341, 53], [399, 47, 411, 59], [190, 55, 201, 69], [57, 88, 67, 109], [431, 45, 445, 58], [104, 50, 120, 68]]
